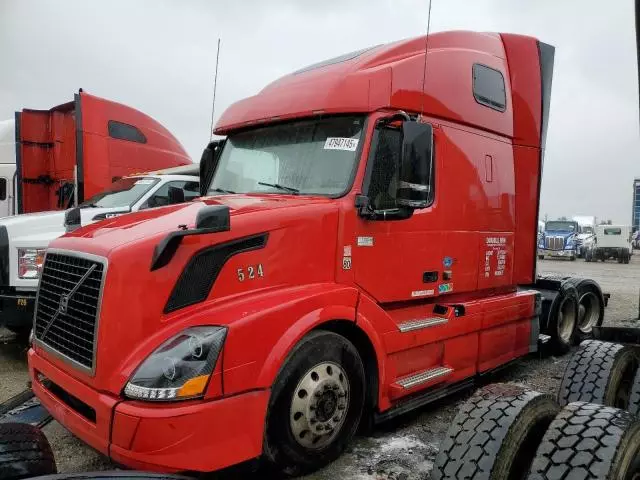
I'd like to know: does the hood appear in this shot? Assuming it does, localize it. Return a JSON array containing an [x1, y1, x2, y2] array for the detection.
[[39, 194, 341, 393], [6, 206, 130, 248], [52, 194, 334, 257]]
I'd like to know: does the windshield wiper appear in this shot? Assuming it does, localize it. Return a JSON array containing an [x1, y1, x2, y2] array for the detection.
[[210, 187, 236, 194], [257, 182, 300, 195]]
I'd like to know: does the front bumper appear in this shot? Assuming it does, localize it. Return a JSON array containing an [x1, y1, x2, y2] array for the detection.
[[538, 248, 576, 258], [29, 348, 269, 472], [0, 290, 36, 328]]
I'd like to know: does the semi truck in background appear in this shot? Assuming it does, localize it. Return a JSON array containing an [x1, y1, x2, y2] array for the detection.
[[1, 90, 191, 217], [0, 120, 17, 217], [27, 32, 605, 475], [538, 219, 579, 260], [0, 164, 199, 339]]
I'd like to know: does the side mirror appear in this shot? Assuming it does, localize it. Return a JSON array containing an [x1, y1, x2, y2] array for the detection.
[[64, 207, 81, 233], [199, 139, 226, 196], [168, 186, 185, 205], [397, 121, 433, 209], [195, 204, 230, 231]]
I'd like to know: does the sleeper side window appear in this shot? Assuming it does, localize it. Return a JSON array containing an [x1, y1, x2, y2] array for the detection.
[[108, 121, 147, 144], [0, 178, 6, 201], [472, 64, 507, 112]]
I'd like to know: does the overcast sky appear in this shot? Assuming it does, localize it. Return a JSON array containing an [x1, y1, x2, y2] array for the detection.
[[0, 0, 638, 223]]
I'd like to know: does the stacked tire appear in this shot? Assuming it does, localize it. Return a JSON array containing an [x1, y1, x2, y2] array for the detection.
[[432, 383, 640, 479]]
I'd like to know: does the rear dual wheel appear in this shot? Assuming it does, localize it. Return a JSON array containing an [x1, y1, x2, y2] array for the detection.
[[263, 331, 365, 476]]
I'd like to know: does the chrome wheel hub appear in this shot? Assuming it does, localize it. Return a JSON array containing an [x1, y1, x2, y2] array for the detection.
[[290, 362, 349, 449], [577, 292, 600, 333], [557, 298, 576, 343]]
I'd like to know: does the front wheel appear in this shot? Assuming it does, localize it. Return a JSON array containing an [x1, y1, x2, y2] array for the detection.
[[263, 330, 365, 476]]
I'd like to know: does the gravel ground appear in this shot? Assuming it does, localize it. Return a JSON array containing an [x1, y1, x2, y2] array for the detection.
[[1, 256, 639, 479]]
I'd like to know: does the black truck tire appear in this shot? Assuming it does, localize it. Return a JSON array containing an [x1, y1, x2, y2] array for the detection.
[[627, 368, 640, 416], [557, 340, 639, 410], [0, 422, 56, 480], [543, 283, 578, 354], [263, 330, 365, 476], [585, 250, 592, 262], [527, 402, 640, 479], [432, 383, 559, 480]]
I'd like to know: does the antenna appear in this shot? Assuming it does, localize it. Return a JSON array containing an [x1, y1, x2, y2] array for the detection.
[[209, 38, 221, 141], [419, 0, 433, 117]]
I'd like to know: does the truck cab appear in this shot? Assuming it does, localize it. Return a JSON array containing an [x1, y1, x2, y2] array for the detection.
[[538, 220, 579, 260], [0, 164, 199, 337], [13, 90, 191, 216], [28, 32, 558, 474]]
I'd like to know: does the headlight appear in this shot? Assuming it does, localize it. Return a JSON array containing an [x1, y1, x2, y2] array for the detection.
[[18, 248, 46, 279], [123, 326, 226, 401], [566, 237, 575, 247]]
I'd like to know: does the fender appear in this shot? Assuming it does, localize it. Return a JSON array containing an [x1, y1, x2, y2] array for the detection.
[[356, 294, 397, 412], [219, 283, 360, 396]]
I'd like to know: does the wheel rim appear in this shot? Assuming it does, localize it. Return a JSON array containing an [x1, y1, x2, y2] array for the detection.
[[290, 361, 350, 449], [577, 292, 601, 334], [557, 298, 576, 343]]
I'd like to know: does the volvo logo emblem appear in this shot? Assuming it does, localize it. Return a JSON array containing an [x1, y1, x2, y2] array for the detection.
[[58, 294, 69, 314]]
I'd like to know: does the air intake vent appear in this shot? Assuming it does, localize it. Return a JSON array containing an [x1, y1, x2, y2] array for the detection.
[[34, 252, 106, 372], [164, 234, 268, 313]]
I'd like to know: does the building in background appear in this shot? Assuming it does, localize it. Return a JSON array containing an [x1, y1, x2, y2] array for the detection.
[[633, 178, 640, 231]]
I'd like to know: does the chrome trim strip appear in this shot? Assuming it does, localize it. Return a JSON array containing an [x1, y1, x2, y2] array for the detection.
[[396, 366, 453, 389], [397, 317, 448, 333], [33, 248, 108, 377]]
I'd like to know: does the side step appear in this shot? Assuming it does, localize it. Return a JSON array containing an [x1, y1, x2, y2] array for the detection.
[[389, 366, 453, 400], [397, 317, 448, 332], [376, 378, 475, 424]]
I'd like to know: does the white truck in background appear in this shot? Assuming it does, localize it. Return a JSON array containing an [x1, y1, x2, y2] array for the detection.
[[585, 224, 632, 264], [572, 215, 596, 258], [0, 120, 16, 217], [0, 164, 199, 338]]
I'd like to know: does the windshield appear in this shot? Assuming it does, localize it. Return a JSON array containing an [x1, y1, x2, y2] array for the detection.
[[80, 177, 159, 208], [581, 226, 594, 234], [545, 221, 576, 232], [209, 116, 364, 196]]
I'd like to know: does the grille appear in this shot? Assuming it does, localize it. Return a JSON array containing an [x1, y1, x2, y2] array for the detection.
[[34, 252, 105, 371], [545, 236, 564, 250]]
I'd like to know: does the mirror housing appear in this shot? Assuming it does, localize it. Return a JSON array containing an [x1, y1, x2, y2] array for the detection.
[[199, 139, 226, 196], [195, 204, 230, 231], [396, 121, 433, 209], [64, 207, 81, 233]]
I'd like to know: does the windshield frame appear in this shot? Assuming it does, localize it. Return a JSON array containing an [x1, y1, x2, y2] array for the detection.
[[208, 115, 369, 199], [80, 176, 161, 209]]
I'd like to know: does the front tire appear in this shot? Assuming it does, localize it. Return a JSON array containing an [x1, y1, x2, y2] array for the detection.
[[263, 330, 365, 476]]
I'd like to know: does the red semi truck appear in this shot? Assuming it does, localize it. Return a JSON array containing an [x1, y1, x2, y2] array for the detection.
[[27, 32, 601, 474], [14, 90, 191, 214]]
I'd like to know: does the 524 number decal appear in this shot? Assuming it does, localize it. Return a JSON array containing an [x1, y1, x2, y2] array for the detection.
[[237, 264, 264, 282]]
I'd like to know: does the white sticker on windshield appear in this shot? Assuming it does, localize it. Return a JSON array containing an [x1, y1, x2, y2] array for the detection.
[[134, 179, 155, 185], [324, 137, 359, 151]]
